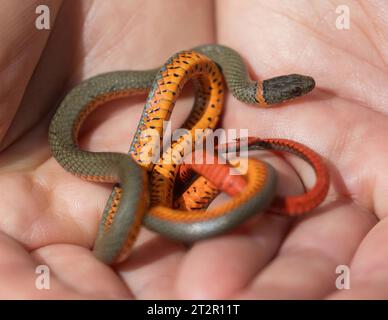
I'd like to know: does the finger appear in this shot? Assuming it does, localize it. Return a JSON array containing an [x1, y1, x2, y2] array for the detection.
[[0, 154, 109, 249], [235, 201, 376, 299], [0, 230, 85, 298], [117, 231, 186, 299], [175, 214, 290, 299], [32, 243, 131, 298], [0, 0, 62, 149], [327, 218, 388, 299]]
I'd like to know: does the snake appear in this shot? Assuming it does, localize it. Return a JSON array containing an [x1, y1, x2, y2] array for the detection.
[[48, 44, 316, 264]]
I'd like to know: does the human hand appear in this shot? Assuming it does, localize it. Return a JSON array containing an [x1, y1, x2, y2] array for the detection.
[[0, 0, 386, 299]]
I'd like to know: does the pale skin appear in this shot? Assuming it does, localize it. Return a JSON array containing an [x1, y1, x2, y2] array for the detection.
[[0, 0, 387, 299]]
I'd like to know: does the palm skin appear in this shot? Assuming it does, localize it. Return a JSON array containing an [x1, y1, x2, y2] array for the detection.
[[0, 0, 386, 299]]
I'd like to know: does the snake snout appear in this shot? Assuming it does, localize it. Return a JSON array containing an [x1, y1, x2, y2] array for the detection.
[[262, 74, 315, 104], [296, 75, 315, 95]]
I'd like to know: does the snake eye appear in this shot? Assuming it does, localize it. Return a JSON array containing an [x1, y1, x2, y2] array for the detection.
[[292, 87, 303, 96], [262, 74, 315, 104]]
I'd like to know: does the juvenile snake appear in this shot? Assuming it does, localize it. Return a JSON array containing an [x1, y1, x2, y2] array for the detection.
[[49, 44, 316, 264]]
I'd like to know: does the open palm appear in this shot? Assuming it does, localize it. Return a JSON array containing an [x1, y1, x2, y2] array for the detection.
[[0, 0, 386, 299]]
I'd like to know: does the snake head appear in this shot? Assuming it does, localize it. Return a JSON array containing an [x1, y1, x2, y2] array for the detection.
[[261, 74, 315, 105]]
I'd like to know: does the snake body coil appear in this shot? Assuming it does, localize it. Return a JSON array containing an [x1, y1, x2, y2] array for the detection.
[[49, 44, 317, 264]]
